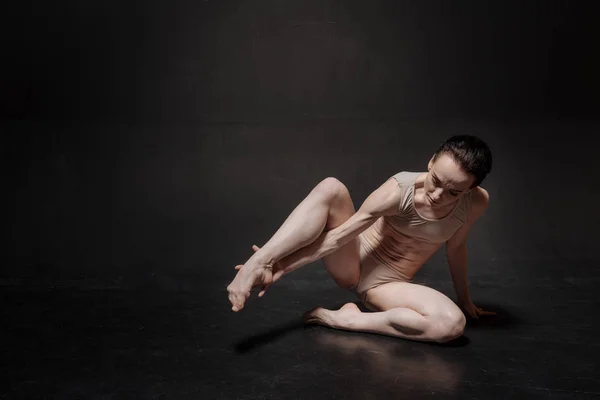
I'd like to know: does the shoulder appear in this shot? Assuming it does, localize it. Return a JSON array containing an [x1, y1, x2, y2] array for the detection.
[[390, 171, 421, 190], [472, 186, 489, 206], [391, 171, 419, 182], [469, 186, 489, 219], [360, 175, 407, 217]]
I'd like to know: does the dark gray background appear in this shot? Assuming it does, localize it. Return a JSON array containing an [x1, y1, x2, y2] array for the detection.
[[2, 0, 598, 121], [3, 0, 599, 289], [3, 2, 600, 398]]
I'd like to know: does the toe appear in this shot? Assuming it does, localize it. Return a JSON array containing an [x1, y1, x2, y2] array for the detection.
[[230, 290, 250, 312], [302, 307, 322, 321]]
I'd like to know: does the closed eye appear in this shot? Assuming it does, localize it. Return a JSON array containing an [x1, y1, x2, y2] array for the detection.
[[433, 173, 460, 196]]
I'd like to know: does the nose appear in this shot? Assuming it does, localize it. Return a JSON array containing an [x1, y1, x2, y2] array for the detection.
[[431, 188, 444, 201]]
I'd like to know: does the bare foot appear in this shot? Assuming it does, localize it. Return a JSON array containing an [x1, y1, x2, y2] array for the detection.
[[227, 245, 284, 311], [303, 302, 361, 329], [227, 257, 274, 312]]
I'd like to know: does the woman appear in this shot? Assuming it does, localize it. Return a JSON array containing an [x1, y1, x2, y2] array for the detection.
[[227, 135, 496, 343]]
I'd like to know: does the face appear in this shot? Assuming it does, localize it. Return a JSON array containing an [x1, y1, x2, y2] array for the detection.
[[425, 153, 475, 207]]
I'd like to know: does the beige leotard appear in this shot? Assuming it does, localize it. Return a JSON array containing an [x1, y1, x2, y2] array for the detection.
[[353, 171, 473, 301]]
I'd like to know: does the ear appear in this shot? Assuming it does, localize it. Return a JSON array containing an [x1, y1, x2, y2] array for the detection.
[[428, 156, 434, 170]]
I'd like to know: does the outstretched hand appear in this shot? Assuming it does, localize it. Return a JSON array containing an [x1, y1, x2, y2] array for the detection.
[[459, 298, 497, 319]]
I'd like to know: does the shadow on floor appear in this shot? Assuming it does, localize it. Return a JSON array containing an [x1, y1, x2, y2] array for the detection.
[[465, 304, 522, 330], [233, 319, 306, 353]]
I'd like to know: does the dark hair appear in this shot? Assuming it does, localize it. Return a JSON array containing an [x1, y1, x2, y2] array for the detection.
[[432, 135, 492, 187]]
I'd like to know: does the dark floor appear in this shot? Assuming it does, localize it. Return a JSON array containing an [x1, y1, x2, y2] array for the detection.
[[1, 274, 599, 399], [3, 118, 600, 399]]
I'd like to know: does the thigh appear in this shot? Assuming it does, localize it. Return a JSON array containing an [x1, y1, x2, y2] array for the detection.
[[322, 183, 361, 288], [363, 281, 461, 316], [323, 237, 361, 288]]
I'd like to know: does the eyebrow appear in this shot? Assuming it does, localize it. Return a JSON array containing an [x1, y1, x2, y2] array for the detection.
[[432, 173, 462, 193]]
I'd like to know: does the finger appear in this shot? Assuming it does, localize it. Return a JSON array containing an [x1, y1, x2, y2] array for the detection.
[[474, 306, 492, 314], [252, 245, 260, 252], [234, 265, 242, 270], [258, 284, 270, 297], [480, 310, 497, 316]]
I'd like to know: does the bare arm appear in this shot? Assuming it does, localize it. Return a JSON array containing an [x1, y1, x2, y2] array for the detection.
[[277, 177, 403, 275], [446, 187, 491, 313]]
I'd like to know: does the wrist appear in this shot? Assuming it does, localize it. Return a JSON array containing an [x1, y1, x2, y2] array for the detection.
[[250, 249, 276, 268]]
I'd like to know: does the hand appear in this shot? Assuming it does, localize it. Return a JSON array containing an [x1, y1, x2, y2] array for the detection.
[[458, 297, 497, 319], [234, 245, 284, 298]]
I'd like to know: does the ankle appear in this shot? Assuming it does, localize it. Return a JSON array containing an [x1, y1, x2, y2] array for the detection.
[[335, 310, 358, 330]]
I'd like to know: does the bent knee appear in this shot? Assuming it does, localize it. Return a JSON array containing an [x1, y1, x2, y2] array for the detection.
[[315, 177, 349, 199], [430, 310, 466, 343]]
